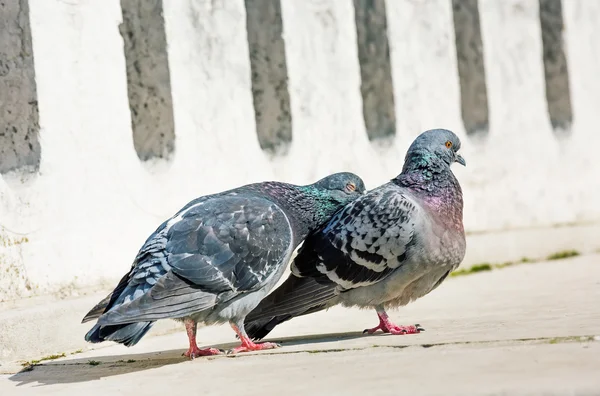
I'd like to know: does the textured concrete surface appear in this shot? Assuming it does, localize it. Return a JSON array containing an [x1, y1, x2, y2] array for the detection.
[[1, 254, 598, 395], [0, 0, 41, 174], [353, 0, 396, 140], [244, 0, 292, 153], [539, 0, 573, 132], [451, 0, 489, 136], [119, 0, 175, 161]]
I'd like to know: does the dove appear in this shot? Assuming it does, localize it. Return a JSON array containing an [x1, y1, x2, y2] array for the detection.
[[82, 172, 365, 357], [245, 129, 466, 340]]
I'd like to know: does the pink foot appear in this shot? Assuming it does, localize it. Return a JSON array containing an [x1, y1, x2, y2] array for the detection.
[[229, 341, 280, 354], [183, 346, 223, 359], [229, 322, 280, 354], [363, 310, 424, 335], [183, 318, 223, 359], [363, 323, 423, 335]]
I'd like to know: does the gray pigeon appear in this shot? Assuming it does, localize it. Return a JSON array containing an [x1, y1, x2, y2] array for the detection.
[[82, 172, 365, 357], [244, 129, 466, 340]]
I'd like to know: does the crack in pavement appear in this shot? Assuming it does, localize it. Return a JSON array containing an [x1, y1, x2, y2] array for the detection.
[[17, 334, 599, 370]]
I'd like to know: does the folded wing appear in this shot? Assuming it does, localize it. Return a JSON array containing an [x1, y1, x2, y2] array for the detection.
[[97, 194, 293, 326]]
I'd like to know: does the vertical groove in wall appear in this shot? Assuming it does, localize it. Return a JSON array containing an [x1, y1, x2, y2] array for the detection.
[[0, 0, 41, 174], [353, 0, 395, 141], [244, 0, 292, 154], [119, 0, 175, 161], [539, 0, 573, 134], [451, 0, 489, 137]]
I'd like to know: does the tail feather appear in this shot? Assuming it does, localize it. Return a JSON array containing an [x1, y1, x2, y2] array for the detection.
[[244, 274, 337, 340], [84, 321, 155, 347], [82, 292, 113, 323], [97, 271, 217, 325], [82, 271, 132, 323]]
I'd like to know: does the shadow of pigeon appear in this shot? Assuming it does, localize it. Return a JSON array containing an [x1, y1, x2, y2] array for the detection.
[[8, 331, 374, 386], [9, 349, 188, 386]]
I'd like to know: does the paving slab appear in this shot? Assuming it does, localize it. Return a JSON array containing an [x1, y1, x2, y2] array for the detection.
[[1, 254, 599, 395]]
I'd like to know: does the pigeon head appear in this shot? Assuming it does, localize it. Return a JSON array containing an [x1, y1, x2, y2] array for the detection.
[[266, 172, 365, 240], [295, 172, 365, 225], [257, 172, 365, 220], [404, 129, 466, 169], [311, 172, 366, 205]]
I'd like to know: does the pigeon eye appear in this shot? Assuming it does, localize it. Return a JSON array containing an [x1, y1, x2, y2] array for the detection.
[[445, 141, 453, 149], [345, 182, 356, 192]]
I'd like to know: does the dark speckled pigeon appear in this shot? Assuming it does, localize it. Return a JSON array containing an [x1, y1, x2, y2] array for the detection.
[[244, 129, 466, 340], [82, 172, 365, 357]]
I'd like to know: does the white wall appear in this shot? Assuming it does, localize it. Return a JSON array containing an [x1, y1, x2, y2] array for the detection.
[[1, 0, 599, 301]]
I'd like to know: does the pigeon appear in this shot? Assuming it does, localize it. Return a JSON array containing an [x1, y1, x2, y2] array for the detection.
[[82, 172, 365, 357], [244, 129, 466, 340]]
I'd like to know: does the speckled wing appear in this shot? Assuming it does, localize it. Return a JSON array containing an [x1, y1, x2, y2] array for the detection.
[[292, 185, 418, 290], [82, 217, 176, 323], [96, 194, 293, 325]]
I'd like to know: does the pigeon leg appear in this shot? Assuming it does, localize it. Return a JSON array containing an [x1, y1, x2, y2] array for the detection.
[[183, 318, 222, 359], [363, 306, 423, 335], [228, 321, 280, 354]]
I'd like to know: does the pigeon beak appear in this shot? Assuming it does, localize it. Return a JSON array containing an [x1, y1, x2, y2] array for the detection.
[[455, 154, 466, 167]]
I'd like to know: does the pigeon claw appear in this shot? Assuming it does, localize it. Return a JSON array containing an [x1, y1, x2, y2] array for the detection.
[[363, 322, 424, 335], [183, 347, 223, 359], [386, 324, 422, 335], [228, 341, 280, 354]]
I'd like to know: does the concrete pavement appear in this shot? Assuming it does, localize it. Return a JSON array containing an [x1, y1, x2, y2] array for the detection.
[[1, 254, 599, 395]]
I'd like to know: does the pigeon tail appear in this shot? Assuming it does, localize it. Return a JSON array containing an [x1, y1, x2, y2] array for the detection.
[[84, 321, 154, 347], [81, 292, 113, 323], [244, 274, 337, 340], [96, 271, 219, 325]]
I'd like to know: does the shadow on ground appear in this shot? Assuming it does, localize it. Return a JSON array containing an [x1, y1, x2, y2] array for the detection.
[[8, 331, 368, 386]]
